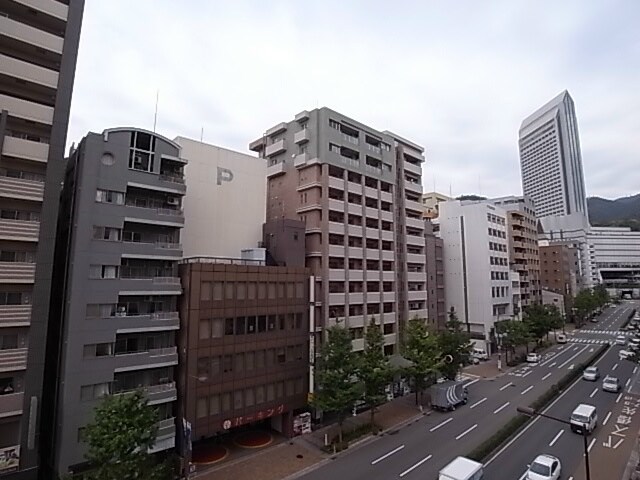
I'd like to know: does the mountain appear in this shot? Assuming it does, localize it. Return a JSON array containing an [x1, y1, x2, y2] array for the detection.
[[588, 194, 640, 230]]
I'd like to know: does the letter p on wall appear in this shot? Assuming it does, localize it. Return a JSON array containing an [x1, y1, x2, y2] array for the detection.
[[217, 167, 234, 185]]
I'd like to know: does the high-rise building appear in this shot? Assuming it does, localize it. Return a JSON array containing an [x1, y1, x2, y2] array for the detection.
[[518, 91, 588, 219], [424, 220, 446, 329], [0, 1, 84, 477], [51, 128, 185, 475], [539, 242, 581, 315], [250, 108, 428, 354]]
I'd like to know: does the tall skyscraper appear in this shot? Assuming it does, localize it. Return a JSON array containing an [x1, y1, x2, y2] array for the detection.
[[518, 91, 588, 219], [0, 1, 84, 477], [250, 108, 428, 356]]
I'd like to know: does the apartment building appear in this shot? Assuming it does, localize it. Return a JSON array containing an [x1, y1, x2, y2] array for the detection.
[[249, 108, 427, 354], [0, 1, 84, 477], [539, 242, 581, 316], [422, 191, 451, 219], [438, 200, 512, 349], [424, 220, 445, 329], [50, 128, 185, 475], [492, 196, 541, 309]]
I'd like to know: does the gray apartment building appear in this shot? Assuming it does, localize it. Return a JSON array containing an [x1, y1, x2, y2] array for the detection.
[[0, 1, 84, 477], [424, 220, 445, 329], [50, 128, 185, 475], [250, 108, 428, 355]]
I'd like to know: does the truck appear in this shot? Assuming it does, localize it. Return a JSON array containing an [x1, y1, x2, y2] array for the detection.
[[429, 380, 468, 411], [439, 456, 484, 480]]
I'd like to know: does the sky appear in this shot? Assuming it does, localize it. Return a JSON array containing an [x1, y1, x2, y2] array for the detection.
[[67, 0, 640, 200]]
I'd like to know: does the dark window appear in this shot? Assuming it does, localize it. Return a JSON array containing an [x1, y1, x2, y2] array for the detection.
[[257, 315, 267, 333], [235, 317, 246, 335], [224, 318, 234, 335]]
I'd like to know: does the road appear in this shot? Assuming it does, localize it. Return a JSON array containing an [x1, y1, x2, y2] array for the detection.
[[300, 302, 637, 480], [484, 301, 638, 480]]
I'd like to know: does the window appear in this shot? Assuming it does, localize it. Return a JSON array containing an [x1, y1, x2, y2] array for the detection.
[[199, 319, 210, 340], [296, 282, 304, 298], [247, 316, 256, 333], [221, 392, 231, 412], [211, 319, 224, 338], [80, 382, 111, 401], [0, 334, 18, 350], [89, 265, 119, 279], [197, 357, 209, 378], [211, 356, 221, 376], [287, 283, 294, 298], [267, 315, 276, 331], [278, 283, 285, 298], [278, 314, 286, 330], [258, 283, 266, 299], [93, 226, 121, 241], [295, 377, 304, 394], [235, 353, 244, 372], [201, 282, 211, 301], [245, 388, 255, 407], [225, 282, 234, 300], [255, 349, 265, 368], [222, 355, 233, 373], [224, 318, 234, 335], [209, 395, 220, 416], [0, 292, 29, 305], [235, 317, 246, 335], [266, 348, 275, 366], [267, 383, 275, 402], [256, 385, 265, 404], [213, 282, 223, 300], [257, 315, 267, 333], [128, 131, 156, 172], [268, 283, 276, 299], [95, 189, 124, 205], [277, 348, 286, 363], [246, 351, 255, 371], [83, 343, 113, 358], [248, 283, 256, 299], [196, 397, 208, 419], [237, 283, 246, 300], [234, 391, 243, 409]]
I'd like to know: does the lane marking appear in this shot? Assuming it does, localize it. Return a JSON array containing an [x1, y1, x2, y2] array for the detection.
[[617, 392, 623, 403], [470, 397, 487, 409], [603, 411, 612, 425], [542, 372, 552, 381], [568, 476, 574, 480], [589, 387, 598, 398], [494, 401, 510, 414], [455, 424, 478, 440], [549, 429, 564, 447], [626, 378, 631, 387], [429, 417, 452, 432], [464, 378, 480, 388], [587, 437, 596, 453], [612, 363, 619, 371], [634, 366, 638, 374], [521, 385, 534, 395], [523, 370, 532, 378], [371, 445, 404, 464], [399, 454, 432, 477], [548, 362, 557, 368], [499, 382, 512, 391], [558, 345, 589, 369]]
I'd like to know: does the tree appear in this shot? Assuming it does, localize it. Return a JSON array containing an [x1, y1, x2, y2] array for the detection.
[[357, 318, 392, 431], [437, 308, 472, 380], [593, 284, 610, 308], [574, 289, 597, 326], [524, 304, 552, 344], [403, 317, 442, 405], [546, 304, 564, 335], [83, 390, 172, 480], [496, 319, 530, 363], [312, 325, 362, 443]]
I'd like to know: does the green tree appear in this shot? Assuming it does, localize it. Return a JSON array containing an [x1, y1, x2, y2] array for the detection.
[[312, 325, 362, 443], [358, 318, 392, 431], [546, 304, 564, 334], [437, 308, 472, 380], [524, 304, 552, 344], [496, 319, 531, 363], [574, 289, 597, 326], [83, 390, 172, 480], [593, 284, 610, 308], [403, 317, 442, 405]]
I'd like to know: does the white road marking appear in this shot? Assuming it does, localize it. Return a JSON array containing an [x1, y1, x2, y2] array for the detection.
[[634, 366, 638, 374], [499, 382, 512, 391], [470, 397, 487, 409], [568, 476, 574, 480], [464, 378, 480, 388], [518, 471, 527, 480], [399, 454, 433, 477], [455, 424, 478, 440], [612, 363, 619, 371], [603, 411, 612, 425], [549, 429, 564, 447], [521, 385, 534, 395], [523, 370, 532, 378], [549, 362, 557, 367], [558, 345, 589, 369], [589, 387, 598, 398], [542, 372, 552, 381], [371, 445, 404, 464], [617, 392, 624, 403], [429, 418, 452, 432], [494, 401, 510, 414], [626, 378, 631, 387], [588, 437, 596, 452]]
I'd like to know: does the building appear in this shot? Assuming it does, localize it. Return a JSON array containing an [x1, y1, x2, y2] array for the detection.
[[177, 248, 310, 453], [510, 270, 523, 321], [492, 196, 541, 309], [587, 226, 640, 297], [424, 220, 446, 329], [539, 242, 581, 316], [542, 289, 565, 317], [50, 128, 186, 475], [175, 137, 266, 258], [0, 1, 84, 477], [422, 191, 451, 219], [518, 90, 588, 220], [438, 200, 512, 349], [249, 108, 428, 354]]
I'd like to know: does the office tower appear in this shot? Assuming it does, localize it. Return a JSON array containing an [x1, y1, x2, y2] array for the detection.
[[438, 200, 512, 350], [0, 1, 84, 477], [519, 90, 588, 219], [250, 108, 428, 354], [52, 128, 185, 475], [492, 196, 541, 308], [424, 220, 446, 329]]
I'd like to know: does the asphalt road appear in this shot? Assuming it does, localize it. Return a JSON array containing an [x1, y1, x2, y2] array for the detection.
[[300, 303, 637, 480], [484, 301, 638, 480]]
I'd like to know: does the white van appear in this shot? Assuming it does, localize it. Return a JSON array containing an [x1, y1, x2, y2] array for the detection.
[[472, 348, 489, 361], [570, 404, 597, 434], [439, 456, 484, 480]]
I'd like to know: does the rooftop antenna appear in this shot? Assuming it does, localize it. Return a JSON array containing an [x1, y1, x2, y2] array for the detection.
[[152, 90, 159, 133], [449, 182, 452, 197], [200, 127, 204, 143], [433, 175, 436, 193]]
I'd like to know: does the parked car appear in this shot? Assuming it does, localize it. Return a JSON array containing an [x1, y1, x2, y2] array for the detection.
[[472, 348, 489, 362], [526, 454, 562, 480], [570, 403, 597, 434], [620, 350, 635, 360], [582, 366, 599, 381], [616, 335, 627, 346], [438, 456, 484, 480], [430, 380, 468, 411], [629, 338, 640, 351], [556, 334, 567, 344], [527, 353, 542, 363], [602, 376, 621, 393]]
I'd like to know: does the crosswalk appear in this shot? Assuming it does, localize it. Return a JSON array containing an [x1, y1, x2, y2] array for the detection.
[[567, 337, 612, 345], [577, 329, 633, 335]]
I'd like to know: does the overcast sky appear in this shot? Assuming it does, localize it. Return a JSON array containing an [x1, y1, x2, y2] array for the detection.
[[67, 0, 640, 200]]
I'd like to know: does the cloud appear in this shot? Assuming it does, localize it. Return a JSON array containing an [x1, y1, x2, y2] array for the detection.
[[67, 0, 640, 199]]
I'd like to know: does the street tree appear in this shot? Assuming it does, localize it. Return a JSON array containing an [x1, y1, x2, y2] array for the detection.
[[437, 308, 472, 380], [593, 284, 610, 308], [524, 304, 552, 344], [574, 289, 597, 326], [403, 317, 442, 405], [83, 390, 172, 480], [312, 325, 362, 443]]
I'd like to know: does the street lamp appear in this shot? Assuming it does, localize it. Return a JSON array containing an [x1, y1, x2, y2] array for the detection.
[[517, 406, 591, 480]]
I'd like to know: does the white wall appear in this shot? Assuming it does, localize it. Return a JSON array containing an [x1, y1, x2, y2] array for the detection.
[[175, 137, 266, 258]]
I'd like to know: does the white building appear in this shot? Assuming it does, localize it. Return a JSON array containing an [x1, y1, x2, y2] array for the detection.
[[175, 137, 267, 257], [438, 200, 513, 350], [587, 226, 640, 297]]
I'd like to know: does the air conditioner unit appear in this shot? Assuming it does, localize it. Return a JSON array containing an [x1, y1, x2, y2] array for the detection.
[[166, 197, 180, 206]]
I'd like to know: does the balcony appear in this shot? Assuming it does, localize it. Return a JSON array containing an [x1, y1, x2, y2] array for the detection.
[[15, 0, 69, 20], [347, 203, 362, 216], [102, 312, 180, 334], [328, 222, 345, 235], [328, 198, 344, 211], [294, 129, 310, 144], [294, 153, 318, 168], [0, 219, 39, 242], [149, 418, 176, 453], [347, 292, 364, 304], [407, 290, 427, 302], [346, 315, 365, 328], [328, 176, 343, 189], [381, 230, 394, 242], [406, 253, 425, 264], [121, 240, 182, 259], [351, 338, 364, 351], [363, 186, 378, 198], [118, 276, 182, 295], [266, 122, 287, 137], [381, 190, 393, 203], [0, 262, 35, 283], [380, 210, 393, 222], [348, 247, 363, 258], [328, 269, 346, 281], [405, 198, 423, 214], [123, 203, 184, 227], [328, 245, 345, 256], [0, 15, 63, 54], [381, 312, 396, 324], [0, 348, 28, 373], [266, 161, 286, 178], [117, 382, 177, 406], [365, 206, 378, 218], [381, 250, 394, 262], [1, 136, 49, 163], [404, 181, 422, 195], [366, 248, 380, 260], [295, 111, 310, 122], [404, 161, 422, 176], [382, 271, 395, 282], [407, 271, 426, 283], [366, 292, 381, 303], [384, 333, 396, 346], [0, 53, 58, 89], [406, 233, 424, 247], [0, 445, 19, 473], [329, 292, 346, 304], [265, 139, 286, 157], [347, 224, 362, 236], [347, 181, 362, 195], [0, 175, 44, 202], [113, 346, 179, 373], [0, 305, 31, 327], [406, 217, 424, 230], [382, 291, 396, 302], [0, 93, 53, 125], [0, 392, 24, 417], [349, 270, 364, 281], [365, 228, 379, 239]]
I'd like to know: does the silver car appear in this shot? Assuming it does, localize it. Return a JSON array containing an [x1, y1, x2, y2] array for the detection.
[[602, 376, 621, 393], [582, 366, 599, 381]]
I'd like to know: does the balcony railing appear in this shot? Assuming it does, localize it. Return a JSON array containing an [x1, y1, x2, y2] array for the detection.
[[0, 262, 36, 283], [0, 305, 32, 327], [0, 445, 19, 473], [0, 219, 40, 242], [343, 134, 359, 145], [159, 174, 185, 184], [0, 348, 28, 373], [0, 391, 24, 417]]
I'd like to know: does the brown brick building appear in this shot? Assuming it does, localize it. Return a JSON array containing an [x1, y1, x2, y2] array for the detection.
[[178, 257, 310, 442], [539, 243, 581, 314]]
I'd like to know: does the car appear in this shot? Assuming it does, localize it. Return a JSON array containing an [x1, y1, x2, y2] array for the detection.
[[590, 317, 599, 323], [570, 403, 597, 434], [472, 348, 489, 361], [620, 350, 635, 360], [557, 334, 567, 344], [629, 339, 640, 351], [616, 335, 627, 346], [627, 324, 638, 331], [583, 366, 599, 381], [526, 454, 562, 480], [602, 376, 621, 393], [527, 353, 541, 363]]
